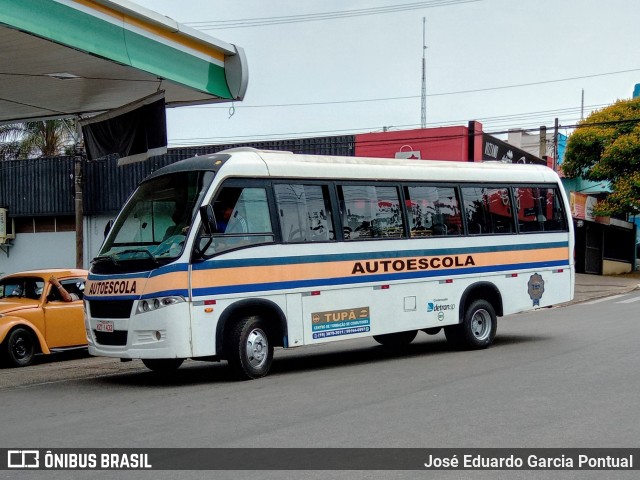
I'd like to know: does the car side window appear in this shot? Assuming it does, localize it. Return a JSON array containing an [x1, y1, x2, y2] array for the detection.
[[48, 278, 85, 302], [1, 278, 44, 300], [62, 279, 85, 301]]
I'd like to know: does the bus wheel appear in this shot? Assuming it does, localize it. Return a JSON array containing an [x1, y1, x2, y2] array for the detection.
[[226, 316, 273, 380], [373, 330, 417, 348], [141, 358, 184, 372], [2, 327, 36, 367], [445, 299, 496, 349]]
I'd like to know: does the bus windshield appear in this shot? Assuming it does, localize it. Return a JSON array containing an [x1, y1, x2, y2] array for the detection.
[[95, 170, 214, 269]]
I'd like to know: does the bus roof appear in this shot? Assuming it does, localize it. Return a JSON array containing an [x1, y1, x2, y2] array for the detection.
[[149, 147, 561, 184]]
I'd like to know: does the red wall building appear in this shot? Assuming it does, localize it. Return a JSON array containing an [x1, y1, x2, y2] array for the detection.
[[355, 122, 483, 161], [355, 121, 547, 166]]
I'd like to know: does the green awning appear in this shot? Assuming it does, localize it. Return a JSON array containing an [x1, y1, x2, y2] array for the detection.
[[0, 0, 248, 124]]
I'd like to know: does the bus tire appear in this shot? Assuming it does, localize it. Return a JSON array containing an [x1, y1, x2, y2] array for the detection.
[[445, 299, 496, 349], [226, 316, 273, 380], [142, 358, 184, 372], [373, 330, 417, 348], [2, 327, 36, 367]]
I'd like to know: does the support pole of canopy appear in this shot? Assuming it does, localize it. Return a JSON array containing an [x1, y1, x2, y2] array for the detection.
[[74, 154, 84, 269]]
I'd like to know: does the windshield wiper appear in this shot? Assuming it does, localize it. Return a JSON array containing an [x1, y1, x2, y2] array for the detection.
[[115, 249, 159, 265]]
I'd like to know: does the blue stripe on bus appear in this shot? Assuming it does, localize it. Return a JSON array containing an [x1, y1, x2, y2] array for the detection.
[[149, 263, 189, 277], [191, 259, 570, 297]]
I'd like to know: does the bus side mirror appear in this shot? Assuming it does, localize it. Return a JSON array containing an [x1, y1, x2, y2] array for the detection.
[[199, 205, 218, 235]]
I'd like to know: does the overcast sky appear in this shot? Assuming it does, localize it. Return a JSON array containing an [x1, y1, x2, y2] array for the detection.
[[134, 0, 640, 147]]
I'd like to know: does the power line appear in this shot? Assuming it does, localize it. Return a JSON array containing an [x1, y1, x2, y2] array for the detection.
[[184, 0, 480, 30], [426, 68, 640, 97], [180, 68, 640, 110], [167, 104, 609, 146], [168, 116, 640, 150]]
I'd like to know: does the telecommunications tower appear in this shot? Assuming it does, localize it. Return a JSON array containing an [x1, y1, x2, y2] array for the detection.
[[421, 17, 427, 128]]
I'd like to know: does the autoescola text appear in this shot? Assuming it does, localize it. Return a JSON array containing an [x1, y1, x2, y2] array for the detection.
[[351, 255, 475, 275], [88, 280, 138, 295]]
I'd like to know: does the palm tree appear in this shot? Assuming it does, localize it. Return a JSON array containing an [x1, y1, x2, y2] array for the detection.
[[0, 119, 76, 160]]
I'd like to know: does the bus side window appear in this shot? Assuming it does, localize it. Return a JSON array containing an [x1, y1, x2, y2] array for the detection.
[[274, 184, 334, 242], [338, 185, 404, 240], [461, 186, 514, 235], [198, 186, 274, 255], [212, 187, 272, 234], [404, 185, 462, 237]]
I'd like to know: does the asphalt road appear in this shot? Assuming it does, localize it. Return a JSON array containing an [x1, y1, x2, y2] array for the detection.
[[2, 291, 640, 480]]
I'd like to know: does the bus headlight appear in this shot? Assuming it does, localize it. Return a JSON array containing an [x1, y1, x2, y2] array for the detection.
[[136, 296, 185, 314]]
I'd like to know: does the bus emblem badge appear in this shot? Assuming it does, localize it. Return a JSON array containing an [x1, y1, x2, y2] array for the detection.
[[528, 273, 545, 306]]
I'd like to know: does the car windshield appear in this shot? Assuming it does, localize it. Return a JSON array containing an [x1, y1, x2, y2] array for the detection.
[[0, 277, 45, 300], [96, 170, 214, 266]]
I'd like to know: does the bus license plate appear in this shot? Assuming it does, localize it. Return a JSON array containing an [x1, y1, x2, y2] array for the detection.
[[96, 321, 114, 333]]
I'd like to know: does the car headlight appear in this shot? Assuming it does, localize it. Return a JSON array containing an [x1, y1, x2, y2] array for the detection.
[[136, 296, 185, 314]]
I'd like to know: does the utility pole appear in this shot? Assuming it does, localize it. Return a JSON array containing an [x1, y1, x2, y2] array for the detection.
[[553, 117, 559, 171], [581, 88, 585, 121], [421, 17, 427, 129]]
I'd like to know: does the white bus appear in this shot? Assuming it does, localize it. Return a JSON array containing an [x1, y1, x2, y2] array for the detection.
[[85, 148, 574, 379]]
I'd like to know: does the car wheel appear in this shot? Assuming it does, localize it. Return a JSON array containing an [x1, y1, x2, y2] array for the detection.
[[2, 327, 36, 367]]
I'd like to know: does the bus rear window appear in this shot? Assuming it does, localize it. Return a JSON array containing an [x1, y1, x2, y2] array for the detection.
[[515, 186, 568, 232]]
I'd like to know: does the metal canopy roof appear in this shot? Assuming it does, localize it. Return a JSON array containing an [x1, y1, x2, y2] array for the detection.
[[0, 0, 248, 125]]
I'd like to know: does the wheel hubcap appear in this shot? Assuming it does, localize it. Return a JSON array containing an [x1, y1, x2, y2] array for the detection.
[[245, 328, 268, 369], [470, 309, 491, 341], [13, 336, 27, 359]]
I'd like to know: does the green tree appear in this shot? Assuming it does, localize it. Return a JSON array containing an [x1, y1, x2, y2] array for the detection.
[[562, 97, 640, 216], [0, 119, 76, 160]]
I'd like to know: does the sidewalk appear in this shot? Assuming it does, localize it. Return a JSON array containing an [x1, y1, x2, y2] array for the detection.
[[572, 271, 640, 304]]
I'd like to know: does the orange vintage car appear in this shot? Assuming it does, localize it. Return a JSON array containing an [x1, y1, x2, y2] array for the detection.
[[0, 268, 88, 367]]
